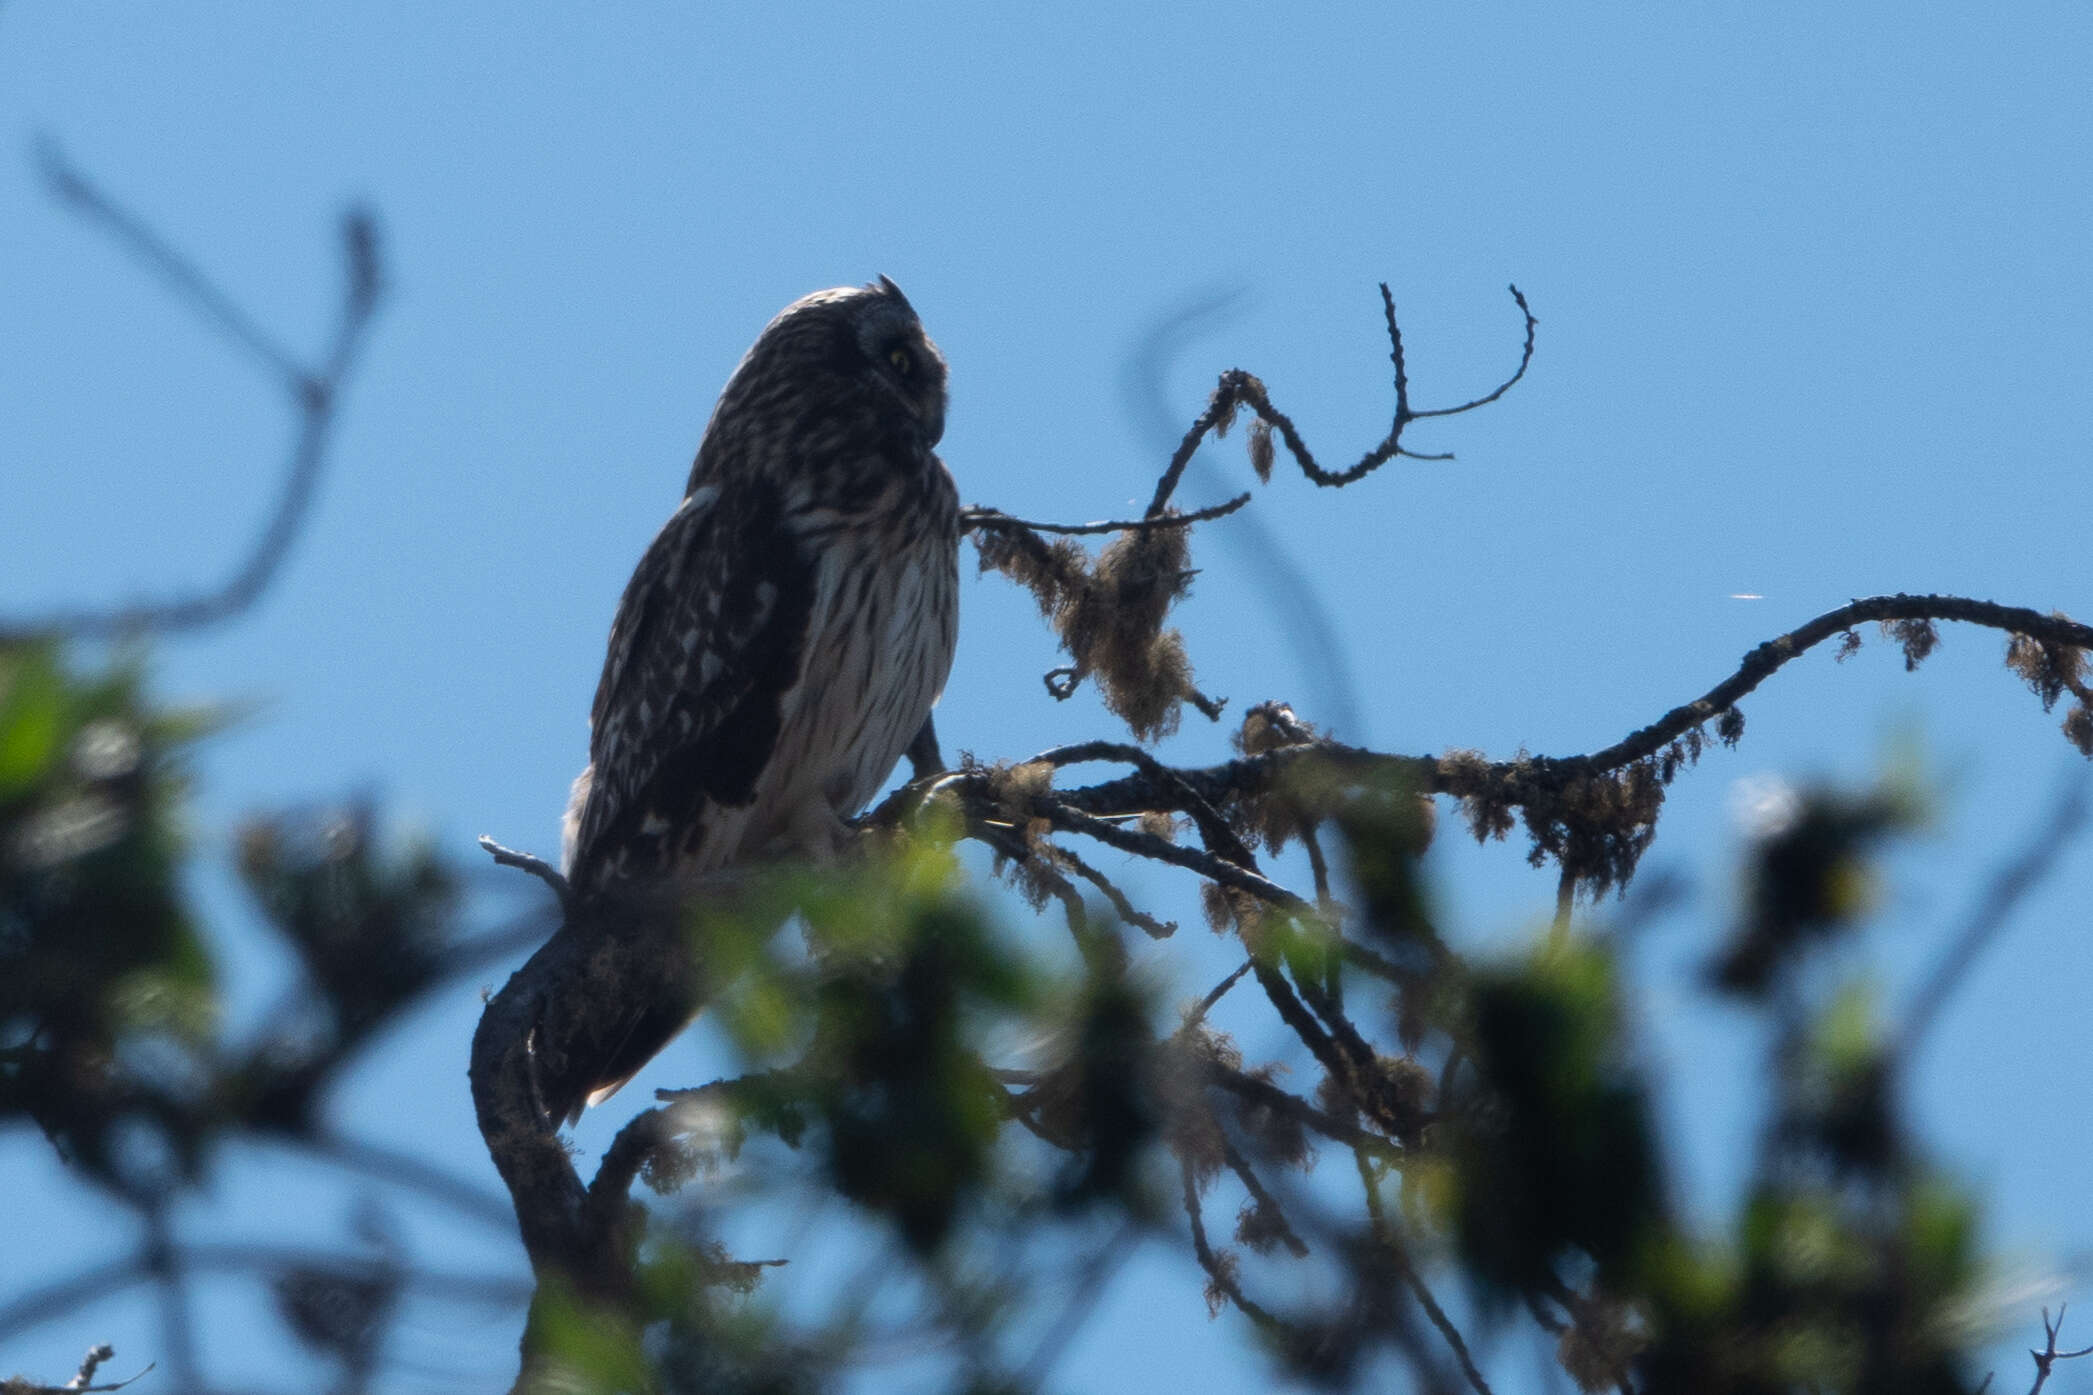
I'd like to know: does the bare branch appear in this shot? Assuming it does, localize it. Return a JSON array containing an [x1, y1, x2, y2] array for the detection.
[[1356, 1150, 1494, 1395], [2, 145, 384, 641], [1037, 796, 1313, 917], [1180, 1153, 1283, 1333], [1567, 594, 2093, 779], [2028, 1304, 2093, 1395], [1220, 1136, 1309, 1259], [1206, 1061, 1401, 1165], [1407, 283, 1538, 420], [1025, 594, 2091, 895], [477, 835, 574, 917], [961, 493, 1251, 537], [1182, 959, 1254, 1030], [1050, 841, 1178, 938], [1145, 283, 1537, 512], [37, 138, 311, 389]]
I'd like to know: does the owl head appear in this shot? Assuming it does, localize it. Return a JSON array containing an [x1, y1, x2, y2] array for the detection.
[[703, 277, 949, 475]]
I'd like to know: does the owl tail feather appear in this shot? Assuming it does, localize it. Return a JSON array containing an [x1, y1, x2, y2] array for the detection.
[[514, 886, 709, 1132]]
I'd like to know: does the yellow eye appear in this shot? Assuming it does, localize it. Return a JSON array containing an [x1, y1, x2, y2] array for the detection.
[[886, 345, 914, 377]]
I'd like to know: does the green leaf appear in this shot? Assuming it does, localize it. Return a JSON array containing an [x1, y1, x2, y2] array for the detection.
[[0, 646, 67, 798]]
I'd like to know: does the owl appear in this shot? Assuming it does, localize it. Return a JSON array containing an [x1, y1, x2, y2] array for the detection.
[[556, 276, 960, 1117]]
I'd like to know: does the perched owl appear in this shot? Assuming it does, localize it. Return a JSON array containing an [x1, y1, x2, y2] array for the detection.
[[557, 276, 960, 1116]]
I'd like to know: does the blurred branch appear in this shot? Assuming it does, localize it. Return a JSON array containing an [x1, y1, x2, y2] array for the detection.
[[37, 139, 314, 388], [1895, 768, 2092, 1063], [1, 141, 384, 641], [1119, 285, 1367, 739], [0, 1242, 528, 1346], [1015, 1221, 1141, 1392], [143, 1204, 199, 1395], [297, 1132, 520, 1231], [1356, 1150, 1492, 1395], [1180, 1153, 1282, 1333]]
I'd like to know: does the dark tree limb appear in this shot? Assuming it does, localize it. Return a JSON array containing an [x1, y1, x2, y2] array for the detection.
[[996, 593, 2090, 897], [466, 889, 701, 1303]]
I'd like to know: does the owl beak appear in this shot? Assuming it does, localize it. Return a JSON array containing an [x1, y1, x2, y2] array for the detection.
[[922, 394, 945, 446]]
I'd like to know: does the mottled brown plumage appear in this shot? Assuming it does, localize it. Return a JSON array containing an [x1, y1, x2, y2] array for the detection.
[[557, 277, 960, 1117]]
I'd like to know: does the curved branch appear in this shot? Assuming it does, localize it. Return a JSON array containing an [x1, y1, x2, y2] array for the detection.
[[1562, 594, 2093, 778], [1146, 282, 1537, 512], [1039, 594, 2092, 824]]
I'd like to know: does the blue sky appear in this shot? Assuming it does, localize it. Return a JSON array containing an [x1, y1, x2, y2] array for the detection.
[[2, 4, 2089, 1390]]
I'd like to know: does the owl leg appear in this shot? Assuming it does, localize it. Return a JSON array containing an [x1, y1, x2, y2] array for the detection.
[[783, 797, 856, 863], [905, 714, 945, 780]]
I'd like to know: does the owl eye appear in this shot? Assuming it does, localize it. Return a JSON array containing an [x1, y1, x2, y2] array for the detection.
[[886, 344, 915, 378]]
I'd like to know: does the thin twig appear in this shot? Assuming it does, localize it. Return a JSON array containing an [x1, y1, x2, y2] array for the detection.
[[1180, 1154, 1284, 1333], [1355, 1149, 1494, 1395], [1206, 1063, 1401, 1163], [1301, 822, 1335, 911], [1052, 841, 1177, 938], [12, 1343, 155, 1395], [1407, 284, 1537, 420], [478, 836, 574, 917], [1031, 739, 1249, 865], [2027, 1304, 2093, 1395], [1016, 1221, 1142, 1391], [1143, 283, 1537, 515], [1037, 797, 1312, 917], [1182, 959, 1254, 1030], [1220, 1137, 1309, 1258]]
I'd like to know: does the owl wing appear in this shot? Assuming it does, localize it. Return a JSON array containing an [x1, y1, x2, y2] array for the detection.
[[567, 476, 818, 892]]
